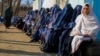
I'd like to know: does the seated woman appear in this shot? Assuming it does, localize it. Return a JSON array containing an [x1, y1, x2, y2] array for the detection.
[[70, 3, 100, 56]]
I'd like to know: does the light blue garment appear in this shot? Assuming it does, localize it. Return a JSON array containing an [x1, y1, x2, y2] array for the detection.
[[26, 15, 33, 25], [11, 16, 19, 26]]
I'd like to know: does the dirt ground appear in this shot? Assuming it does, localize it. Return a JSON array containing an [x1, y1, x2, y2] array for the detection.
[[0, 24, 100, 56], [0, 24, 56, 56]]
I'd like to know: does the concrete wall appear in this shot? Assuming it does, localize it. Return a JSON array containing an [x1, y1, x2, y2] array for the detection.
[[33, 0, 68, 10], [38, 0, 44, 10], [42, 0, 68, 9], [42, 0, 56, 8], [59, 0, 67, 9], [68, 0, 84, 8], [33, 0, 38, 10]]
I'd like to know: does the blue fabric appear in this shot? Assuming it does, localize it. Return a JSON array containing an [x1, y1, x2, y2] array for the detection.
[[44, 5, 62, 42], [22, 10, 34, 33], [39, 9, 47, 27], [71, 5, 82, 22], [11, 16, 19, 26], [53, 4, 73, 30], [40, 4, 73, 52], [49, 5, 62, 28], [58, 5, 82, 56], [63, 5, 82, 29], [0, 17, 4, 23]]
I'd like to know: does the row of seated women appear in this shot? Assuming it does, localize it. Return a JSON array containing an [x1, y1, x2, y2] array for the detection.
[[11, 3, 100, 56]]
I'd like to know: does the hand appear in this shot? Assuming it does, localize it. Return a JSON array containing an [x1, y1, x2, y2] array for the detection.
[[75, 31, 80, 36], [83, 30, 91, 37], [83, 34, 90, 37]]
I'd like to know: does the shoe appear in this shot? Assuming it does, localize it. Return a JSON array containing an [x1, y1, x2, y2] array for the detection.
[[26, 33, 31, 36], [30, 39, 35, 42]]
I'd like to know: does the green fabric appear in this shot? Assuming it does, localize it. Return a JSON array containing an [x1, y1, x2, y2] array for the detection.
[[3, 6, 13, 25], [4, 6, 13, 17]]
